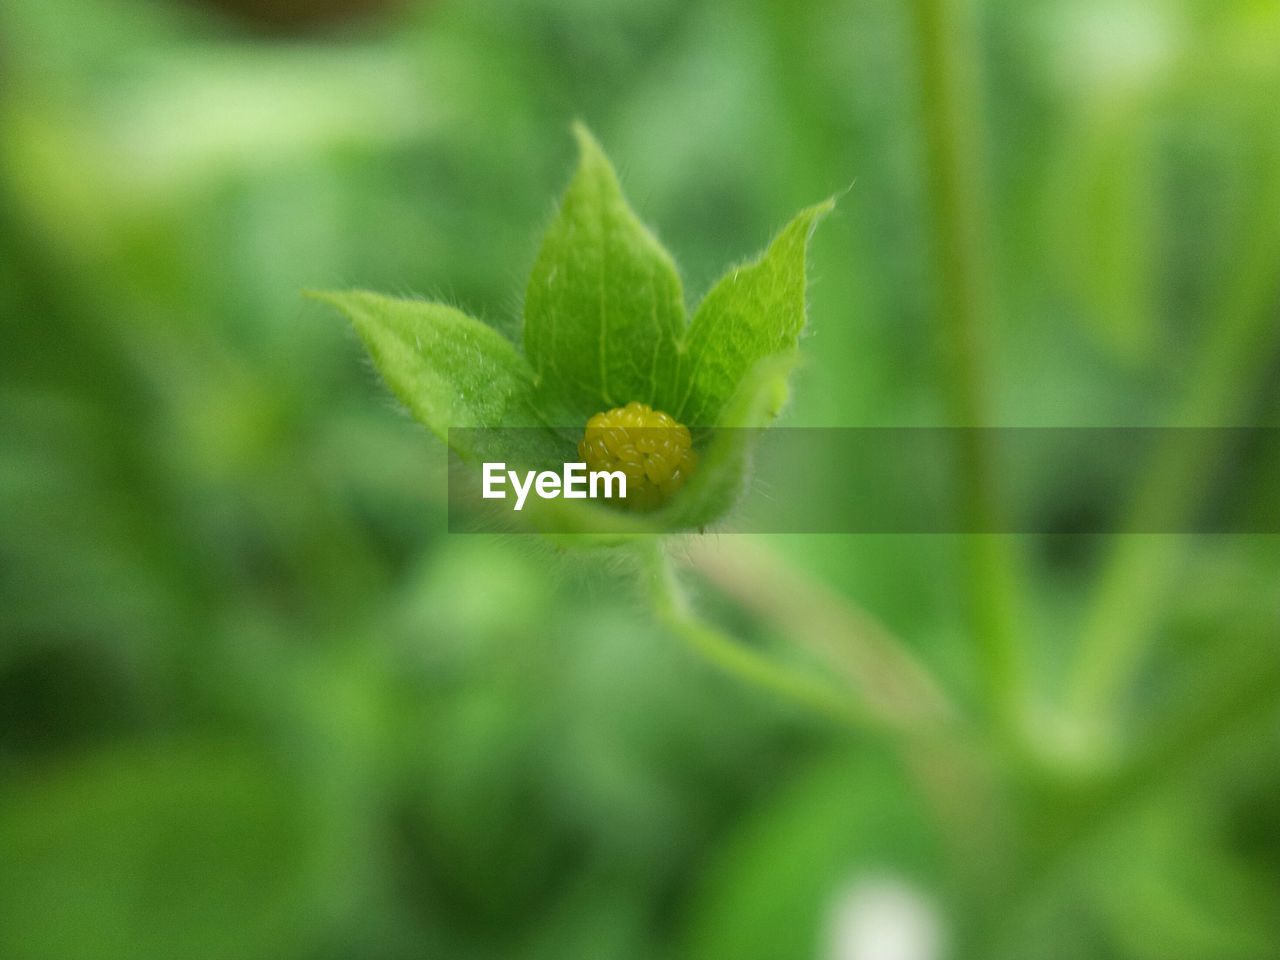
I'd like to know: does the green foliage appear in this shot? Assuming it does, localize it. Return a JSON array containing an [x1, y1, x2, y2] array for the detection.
[[0, 744, 321, 960], [1092, 797, 1280, 960], [524, 124, 687, 420], [658, 352, 797, 527], [316, 126, 831, 533], [677, 199, 834, 427], [3, 1, 1279, 959], [681, 748, 941, 960], [308, 290, 537, 459]]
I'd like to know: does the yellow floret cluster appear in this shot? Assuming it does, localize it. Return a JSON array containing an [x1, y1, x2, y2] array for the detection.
[[578, 401, 698, 511]]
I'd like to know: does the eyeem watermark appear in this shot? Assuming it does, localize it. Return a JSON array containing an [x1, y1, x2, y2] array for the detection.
[[455, 427, 1280, 532], [482, 462, 626, 511]]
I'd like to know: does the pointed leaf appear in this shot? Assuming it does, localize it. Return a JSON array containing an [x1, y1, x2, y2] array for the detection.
[[678, 200, 833, 426], [524, 124, 686, 421], [314, 290, 535, 457]]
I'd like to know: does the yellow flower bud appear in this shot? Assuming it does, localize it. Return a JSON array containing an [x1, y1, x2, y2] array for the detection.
[[578, 401, 697, 510]]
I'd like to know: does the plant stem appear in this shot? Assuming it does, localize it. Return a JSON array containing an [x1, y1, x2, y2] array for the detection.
[[980, 649, 1280, 958], [1067, 136, 1280, 727], [636, 539, 886, 732], [906, 0, 1026, 735], [683, 537, 956, 732]]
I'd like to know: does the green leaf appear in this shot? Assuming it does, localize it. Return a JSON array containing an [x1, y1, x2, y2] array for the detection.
[[660, 352, 797, 529], [677, 199, 834, 427], [524, 123, 687, 422], [312, 290, 535, 457]]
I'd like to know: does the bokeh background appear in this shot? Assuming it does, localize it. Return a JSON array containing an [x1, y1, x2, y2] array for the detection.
[[2, 0, 1278, 958]]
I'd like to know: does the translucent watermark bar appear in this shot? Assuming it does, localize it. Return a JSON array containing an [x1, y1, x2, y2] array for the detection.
[[447, 427, 1280, 534]]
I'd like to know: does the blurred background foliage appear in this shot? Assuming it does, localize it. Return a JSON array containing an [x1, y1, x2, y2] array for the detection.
[[1, 0, 1278, 958]]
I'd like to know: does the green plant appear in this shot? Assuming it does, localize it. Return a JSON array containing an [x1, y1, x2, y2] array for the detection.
[[312, 123, 876, 726], [313, 123, 830, 538], [311, 121, 1280, 957]]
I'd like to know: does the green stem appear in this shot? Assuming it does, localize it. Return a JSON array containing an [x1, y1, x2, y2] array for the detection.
[[906, 0, 1026, 736], [1067, 133, 1280, 726], [980, 651, 1280, 958], [684, 537, 957, 732], [636, 539, 883, 732]]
